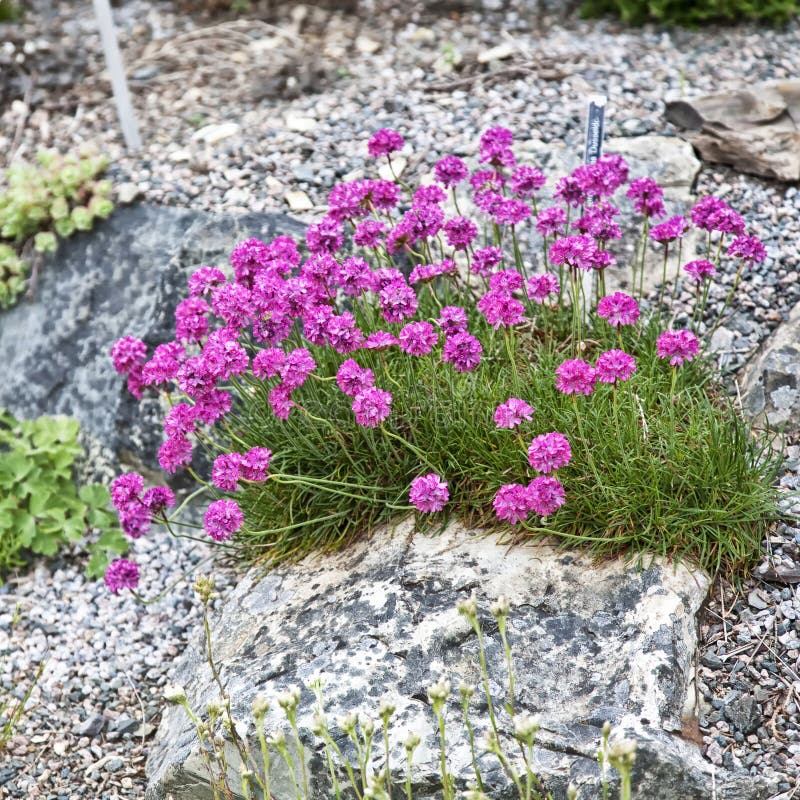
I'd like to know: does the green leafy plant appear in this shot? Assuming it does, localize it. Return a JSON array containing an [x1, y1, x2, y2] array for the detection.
[[0, 0, 22, 22], [0, 409, 126, 579], [0, 603, 45, 749], [166, 584, 638, 800], [0, 150, 113, 308], [580, 0, 799, 25]]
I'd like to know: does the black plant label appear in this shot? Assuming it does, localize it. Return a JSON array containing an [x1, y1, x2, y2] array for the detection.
[[584, 95, 607, 165]]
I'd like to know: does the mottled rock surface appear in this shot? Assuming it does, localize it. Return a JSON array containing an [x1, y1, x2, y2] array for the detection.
[[0, 205, 304, 471], [739, 299, 800, 433], [145, 522, 772, 800]]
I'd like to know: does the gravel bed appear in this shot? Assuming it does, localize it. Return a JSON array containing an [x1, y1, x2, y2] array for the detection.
[[1, 0, 800, 797]]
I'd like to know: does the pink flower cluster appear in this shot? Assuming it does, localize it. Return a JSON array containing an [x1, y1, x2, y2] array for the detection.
[[409, 473, 450, 513], [105, 123, 766, 597], [656, 329, 700, 366], [110, 472, 175, 540]]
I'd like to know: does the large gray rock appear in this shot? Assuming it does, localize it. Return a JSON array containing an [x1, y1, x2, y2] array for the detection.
[[665, 81, 800, 182], [145, 522, 773, 800], [739, 299, 800, 433], [0, 205, 304, 473]]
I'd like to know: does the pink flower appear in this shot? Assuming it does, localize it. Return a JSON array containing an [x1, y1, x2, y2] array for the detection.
[[398, 321, 438, 356], [728, 235, 766, 265], [141, 486, 175, 515], [105, 559, 139, 594], [471, 246, 504, 277], [626, 177, 665, 219], [280, 348, 317, 389], [527, 476, 566, 516], [548, 235, 598, 272], [204, 499, 243, 542], [509, 165, 546, 198], [691, 196, 728, 230], [212, 453, 243, 492], [479, 126, 515, 168], [597, 292, 640, 329], [188, 267, 226, 297], [252, 347, 286, 379], [527, 432, 571, 474], [230, 238, 270, 287], [409, 474, 449, 513], [488, 269, 523, 293], [336, 359, 375, 397], [683, 260, 717, 283], [656, 329, 699, 366], [438, 306, 467, 336], [526, 273, 560, 304], [553, 175, 587, 208], [211, 283, 253, 329], [649, 215, 688, 244], [326, 313, 364, 354], [536, 206, 567, 237], [175, 297, 210, 343], [142, 341, 186, 386], [368, 128, 404, 158], [494, 398, 534, 429], [240, 447, 272, 482], [595, 349, 636, 384], [363, 331, 398, 351], [379, 280, 418, 324], [353, 219, 386, 248], [493, 484, 532, 524], [111, 336, 147, 375], [555, 359, 596, 396], [158, 435, 193, 473], [111, 473, 144, 510], [269, 383, 295, 420], [352, 387, 393, 428], [434, 155, 469, 188], [477, 289, 525, 328], [164, 403, 196, 439], [442, 332, 483, 372], [444, 216, 479, 250], [194, 390, 231, 425]]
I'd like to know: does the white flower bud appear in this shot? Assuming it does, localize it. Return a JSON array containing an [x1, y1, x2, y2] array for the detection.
[[164, 684, 187, 704]]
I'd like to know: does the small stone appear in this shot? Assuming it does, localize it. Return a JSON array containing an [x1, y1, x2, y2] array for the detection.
[[477, 43, 516, 64], [285, 114, 316, 133], [748, 589, 769, 610], [355, 36, 380, 55], [284, 191, 314, 211], [723, 694, 761, 735], [701, 652, 724, 670], [116, 183, 142, 205], [191, 122, 241, 144], [73, 713, 105, 738], [104, 757, 124, 774]]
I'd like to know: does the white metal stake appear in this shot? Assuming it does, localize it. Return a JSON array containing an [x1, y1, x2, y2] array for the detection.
[[581, 94, 607, 329], [92, 0, 142, 151]]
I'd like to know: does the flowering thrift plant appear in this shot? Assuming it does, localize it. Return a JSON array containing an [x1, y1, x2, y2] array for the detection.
[[106, 126, 780, 593]]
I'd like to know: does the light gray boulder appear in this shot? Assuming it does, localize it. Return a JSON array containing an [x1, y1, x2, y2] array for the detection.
[[145, 522, 773, 800]]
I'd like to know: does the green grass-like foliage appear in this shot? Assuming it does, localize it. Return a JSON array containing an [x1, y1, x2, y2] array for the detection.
[[224, 298, 776, 577], [0, 150, 113, 308], [580, 0, 799, 25], [0, 410, 126, 578]]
